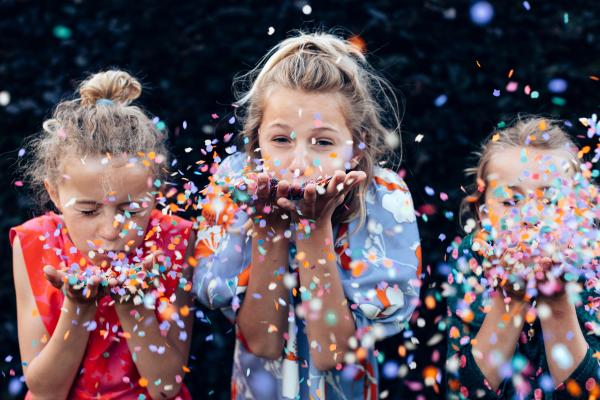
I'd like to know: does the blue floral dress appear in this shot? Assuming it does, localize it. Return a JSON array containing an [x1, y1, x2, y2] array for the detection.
[[193, 153, 421, 400]]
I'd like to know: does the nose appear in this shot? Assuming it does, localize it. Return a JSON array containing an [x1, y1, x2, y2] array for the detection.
[[288, 145, 310, 178], [98, 210, 121, 245]]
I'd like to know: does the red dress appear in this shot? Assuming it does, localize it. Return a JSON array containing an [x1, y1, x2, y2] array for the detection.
[[10, 210, 193, 399]]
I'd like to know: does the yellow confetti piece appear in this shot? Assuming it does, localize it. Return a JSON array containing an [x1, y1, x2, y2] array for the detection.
[[64, 330, 70, 340], [139, 377, 148, 387]]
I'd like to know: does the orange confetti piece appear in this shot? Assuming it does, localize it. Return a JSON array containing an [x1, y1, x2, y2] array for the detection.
[[180, 305, 190, 317], [350, 260, 367, 277]]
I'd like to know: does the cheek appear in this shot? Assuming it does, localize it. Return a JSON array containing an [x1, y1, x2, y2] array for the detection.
[[122, 214, 152, 247], [61, 214, 97, 250]]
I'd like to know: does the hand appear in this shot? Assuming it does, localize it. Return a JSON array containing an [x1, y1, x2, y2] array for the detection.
[[247, 172, 291, 232], [43, 264, 104, 304], [276, 170, 367, 224], [107, 250, 164, 305]]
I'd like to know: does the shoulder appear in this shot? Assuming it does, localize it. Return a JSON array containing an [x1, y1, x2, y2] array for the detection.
[[365, 167, 415, 225], [148, 209, 193, 245], [10, 213, 62, 246]]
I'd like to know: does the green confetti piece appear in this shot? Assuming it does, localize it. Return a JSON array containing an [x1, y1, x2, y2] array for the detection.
[[324, 310, 338, 326], [155, 121, 166, 131], [530, 91, 540, 99], [551, 96, 566, 106]]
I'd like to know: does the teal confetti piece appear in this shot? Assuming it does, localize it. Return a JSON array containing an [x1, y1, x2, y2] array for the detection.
[[53, 25, 72, 39]]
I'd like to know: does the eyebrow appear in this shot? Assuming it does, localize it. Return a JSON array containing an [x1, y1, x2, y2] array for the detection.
[[74, 200, 144, 207], [505, 185, 552, 192], [266, 122, 339, 133]]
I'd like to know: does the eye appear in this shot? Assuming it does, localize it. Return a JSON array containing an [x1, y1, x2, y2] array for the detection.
[[120, 208, 143, 218], [79, 209, 99, 216], [315, 138, 334, 146], [272, 136, 291, 144], [501, 195, 522, 207]]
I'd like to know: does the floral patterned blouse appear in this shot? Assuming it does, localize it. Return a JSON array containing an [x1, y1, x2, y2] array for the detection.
[[193, 153, 421, 400]]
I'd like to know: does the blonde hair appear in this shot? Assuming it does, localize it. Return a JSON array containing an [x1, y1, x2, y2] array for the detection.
[[233, 31, 403, 226], [25, 70, 168, 207], [460, 116, 580, 229]]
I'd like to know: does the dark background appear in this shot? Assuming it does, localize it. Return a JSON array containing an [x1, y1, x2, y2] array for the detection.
[[0, 0, 599, 398]]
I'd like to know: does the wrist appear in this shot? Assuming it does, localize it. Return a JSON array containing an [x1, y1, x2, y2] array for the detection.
[[297, 218, 333, 241], [492, 288, 530, 312], [63, 296, 97, 318]]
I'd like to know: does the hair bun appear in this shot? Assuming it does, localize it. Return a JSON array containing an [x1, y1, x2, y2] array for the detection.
[[79, 70, 142, 107]]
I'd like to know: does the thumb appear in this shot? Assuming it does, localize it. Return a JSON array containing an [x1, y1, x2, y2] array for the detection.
[[43, 266, 65, 290]]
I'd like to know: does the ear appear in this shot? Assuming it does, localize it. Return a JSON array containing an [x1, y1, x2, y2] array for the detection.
[[44, 179, 62, 212]]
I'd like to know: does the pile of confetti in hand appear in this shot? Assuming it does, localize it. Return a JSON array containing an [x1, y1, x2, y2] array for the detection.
[[214, 174, 334, 205], [62, 251, 166, 305], [472, 166, 599, 297]]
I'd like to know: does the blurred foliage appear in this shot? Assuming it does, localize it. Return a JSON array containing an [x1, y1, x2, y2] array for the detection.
[[0, 0, 598, 398]]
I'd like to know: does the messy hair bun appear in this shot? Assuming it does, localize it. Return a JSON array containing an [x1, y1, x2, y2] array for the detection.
[[79, 70, 142, 107], [26, 69, 168, 208]]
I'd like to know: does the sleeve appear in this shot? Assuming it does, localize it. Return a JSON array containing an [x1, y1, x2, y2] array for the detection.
[[446, 238, 508, 400], [192, 153, 252, 322], [339, 168, 421, 340], [554, 287, 600, 399]]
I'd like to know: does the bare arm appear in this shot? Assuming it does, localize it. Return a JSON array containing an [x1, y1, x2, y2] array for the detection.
[[277, 171, 365, 371], [237, 174, 290, 359], [471, 290, 529, 390], [115, 232, 196, 400], [294, 219, 355, 371], [13, 236, 99, 400]]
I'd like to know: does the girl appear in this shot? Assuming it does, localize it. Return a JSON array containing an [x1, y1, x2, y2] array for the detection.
[[194, 32, 422, 399], [446, 117, 600, 399], [11, 70, 195, 399]]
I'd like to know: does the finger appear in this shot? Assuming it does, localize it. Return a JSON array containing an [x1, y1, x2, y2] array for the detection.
[[86, 277, 100, 299], [290, 181, 303, 200], [303, 183, 317, 205], [256, 173, 270, 200], [345, 171, 367, 189], [326, 171, 346, 198], [276, 197, 296, 213], [43, 266, 65, 289], [275, 179, 290, 200], [338, 171, 366, 198]]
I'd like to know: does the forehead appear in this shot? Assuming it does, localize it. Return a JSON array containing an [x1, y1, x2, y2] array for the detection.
[[59, 154, 153, 201], [487, 147, 574, 189], [261, 87, 349, 126]]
